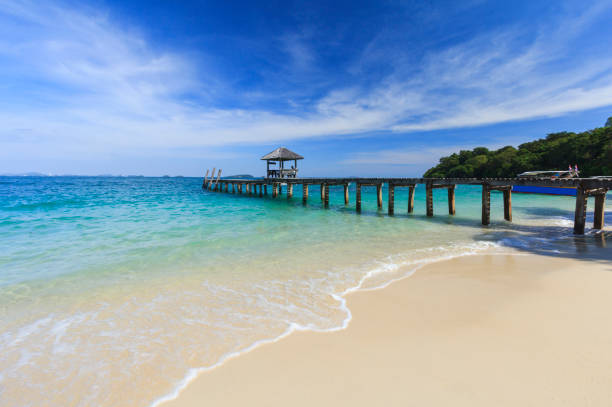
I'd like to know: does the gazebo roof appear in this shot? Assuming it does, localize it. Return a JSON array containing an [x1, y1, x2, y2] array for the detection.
[[261, 147, 304, 161]]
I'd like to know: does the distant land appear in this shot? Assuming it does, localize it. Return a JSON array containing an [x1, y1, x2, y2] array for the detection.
[[221, 174, 256, 179], [0, 173, 258, 178], [0, 172, 51, 177], [0, 173, 190, 177], [424, 119, 612, 178]]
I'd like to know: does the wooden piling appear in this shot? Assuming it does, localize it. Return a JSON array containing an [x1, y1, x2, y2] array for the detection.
[[344, 184, 349, 205], [324, 184, 329, 208], [377, 184, 383, 209], [259, 184, 263, 197], [208, 168, 216, 189], [272, 183, 278, 198], [303, 184, 309, 204], [278, 184, 283, 196], [231, 183, 235, 193], [408, 186, 415, 213], [448, 185, 456, 215], [320, 184, 325, 201], [388, 183, 395, 215], [213, 169, 222, 191], [264, 184, 268, 195], [573, 186, 587, 234], [593, 193, 606, 230], [356, 184, 362, 213], [287, 184, 293, 199], [503, 189, 512, 221], [203, 169, 210, 189], [481, 184, 490, 225], [426, 183, 433, 217]]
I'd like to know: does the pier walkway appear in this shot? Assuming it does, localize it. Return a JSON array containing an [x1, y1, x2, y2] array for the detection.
[[202, 174, 611, 235]]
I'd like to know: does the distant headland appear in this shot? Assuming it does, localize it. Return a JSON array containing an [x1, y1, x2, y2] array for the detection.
[[424, 118, 612, 178]]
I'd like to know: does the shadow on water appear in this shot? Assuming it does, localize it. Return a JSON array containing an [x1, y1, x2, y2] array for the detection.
[[406, 210, 612, 265], [517, 206, 575, 218], [330, 202, 611, 264], [206, 187, 612, 265]]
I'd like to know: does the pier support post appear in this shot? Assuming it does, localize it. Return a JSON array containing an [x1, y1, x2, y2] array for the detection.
[[320, 184, 325, 201], [278, 184, 283, 196], [208, 168, 216, 190], [264, 184, 268, 195], [503, 189, 512, 221], [593, 193, 606, 230], [344, 184, 349, 205], [272, 183, 278, 198], [426, 183, 433, 217], [225, 182, 229, 193], [573, 186, 587, 234], [303, 184, 309, 204], [259, 184, 263, 197], [377, 184, 383, 209], [203, 169, 210, 190], [448, 185, 456, 215], [356, 184, 362, 213], [287, 184, 293, 199], [231, 183, 235, 193], [408, 186, 415, 213], [324, 184, 329, 208], [481, 184, 491, 225], [213, 169, 222, 191], [388, 183, 395, 215]]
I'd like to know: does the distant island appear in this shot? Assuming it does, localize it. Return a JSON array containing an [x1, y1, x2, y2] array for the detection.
[[221, 174, 256, 179], [423, 118, 612, 178]]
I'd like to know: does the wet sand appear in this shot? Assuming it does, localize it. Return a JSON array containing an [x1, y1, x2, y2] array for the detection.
[[162, 251, 612, 407]]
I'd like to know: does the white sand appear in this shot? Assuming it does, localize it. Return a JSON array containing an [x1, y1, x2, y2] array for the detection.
[[163, 252, 612, 407]]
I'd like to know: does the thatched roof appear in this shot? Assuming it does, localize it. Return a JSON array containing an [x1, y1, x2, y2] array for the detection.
[[261, 147, 304, 161]]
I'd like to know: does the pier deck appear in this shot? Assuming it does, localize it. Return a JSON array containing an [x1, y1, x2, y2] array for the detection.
[[202, 176, 611, 235]]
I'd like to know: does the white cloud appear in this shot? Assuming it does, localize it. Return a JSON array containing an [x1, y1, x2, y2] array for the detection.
[[1, 0, 612, 160]]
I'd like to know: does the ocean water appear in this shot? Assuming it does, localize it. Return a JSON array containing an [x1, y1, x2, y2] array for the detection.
[[0, 176, 609, 407]]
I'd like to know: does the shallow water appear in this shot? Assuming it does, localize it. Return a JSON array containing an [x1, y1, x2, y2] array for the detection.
[[0, 176, 609, 407]]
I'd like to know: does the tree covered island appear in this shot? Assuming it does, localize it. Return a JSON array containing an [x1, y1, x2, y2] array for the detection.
[[423, 118, 612, 178]]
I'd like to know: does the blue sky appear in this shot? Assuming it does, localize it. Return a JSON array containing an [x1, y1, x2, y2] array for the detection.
[[1, 0, 612, 176]]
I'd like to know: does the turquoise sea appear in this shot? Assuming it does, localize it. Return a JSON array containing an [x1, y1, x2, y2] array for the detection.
[[0, 176, 609, 407]]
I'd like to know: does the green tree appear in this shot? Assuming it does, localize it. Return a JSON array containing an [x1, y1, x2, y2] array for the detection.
[[423, 124, 612, 177]]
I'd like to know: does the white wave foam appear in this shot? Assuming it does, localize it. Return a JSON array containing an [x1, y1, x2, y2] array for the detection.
[[149, 240, 505, 407]]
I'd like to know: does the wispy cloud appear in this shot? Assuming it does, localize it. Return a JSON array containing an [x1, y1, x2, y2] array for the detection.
[[1, 0, 612, 162]]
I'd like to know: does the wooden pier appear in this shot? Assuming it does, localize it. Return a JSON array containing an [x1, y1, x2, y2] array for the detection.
[[202, 172, 611, 235]]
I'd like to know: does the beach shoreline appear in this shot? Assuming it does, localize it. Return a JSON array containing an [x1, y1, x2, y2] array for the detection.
[[161, 249, 612, 407]]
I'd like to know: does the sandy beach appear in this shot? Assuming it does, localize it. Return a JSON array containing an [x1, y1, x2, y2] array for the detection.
[[163, 249, 612, 407]]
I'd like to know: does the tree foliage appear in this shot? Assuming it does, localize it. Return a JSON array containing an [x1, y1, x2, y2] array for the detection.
[[423, 125, 612, 178]]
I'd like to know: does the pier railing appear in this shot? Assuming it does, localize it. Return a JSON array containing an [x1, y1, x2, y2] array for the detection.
[[202, 176, 611, 235]]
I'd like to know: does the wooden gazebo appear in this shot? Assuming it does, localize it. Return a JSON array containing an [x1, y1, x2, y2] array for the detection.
[[262, 147, 304, 178]]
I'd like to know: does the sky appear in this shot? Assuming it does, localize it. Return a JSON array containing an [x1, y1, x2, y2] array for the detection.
[[1, 0, 612, 176]]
